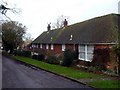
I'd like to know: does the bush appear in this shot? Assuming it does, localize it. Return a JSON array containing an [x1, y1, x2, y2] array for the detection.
[[32, 54, 45, 61], [113, 45, 120, 75], [22, 50, 31, 57], [93, 48, 110, 70], [62, 49, 77, 67], [14, 50, 31, 57], [32, 55, 38, 59], [88, 66, 103, 72], [45, 56, 59, 65]]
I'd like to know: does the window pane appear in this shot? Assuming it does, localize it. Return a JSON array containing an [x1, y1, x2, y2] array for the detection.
[[87, 46, 94, 53], [80, 45, 85, 52], [40, 44, 42, 48], [79, 52, 85, 60], [51, 44, 54, 50], [46, 44, 49, 49], [62, 44, 65, 51], [87, 53, 93, 62]]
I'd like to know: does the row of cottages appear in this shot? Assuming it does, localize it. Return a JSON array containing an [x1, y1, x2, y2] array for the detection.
[[30, 14, 119, 70]]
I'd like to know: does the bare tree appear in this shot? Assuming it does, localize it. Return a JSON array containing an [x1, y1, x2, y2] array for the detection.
[[52, 15, 69, 29], [24, 33, 34, 45], [0, 0, 21, 21]]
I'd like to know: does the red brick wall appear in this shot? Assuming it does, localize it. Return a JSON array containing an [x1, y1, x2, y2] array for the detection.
[[42, 44, 46, 49], [54, 44, 62, 54], [66, 44, 74, 50], [94, 45, 110, 49]]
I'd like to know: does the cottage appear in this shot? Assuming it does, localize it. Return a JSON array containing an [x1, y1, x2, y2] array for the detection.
[[30, 14, 119, 70]]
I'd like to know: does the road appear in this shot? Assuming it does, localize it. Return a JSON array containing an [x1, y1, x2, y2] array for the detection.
[[2, 56, 96, 89]]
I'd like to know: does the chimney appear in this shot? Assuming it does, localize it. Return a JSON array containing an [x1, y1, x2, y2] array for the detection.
[[63, 19, 68, 27], [47, 23, 51, 31]]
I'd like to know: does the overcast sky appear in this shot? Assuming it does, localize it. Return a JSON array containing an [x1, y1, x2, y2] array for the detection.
[[1, 0, 120, 39]]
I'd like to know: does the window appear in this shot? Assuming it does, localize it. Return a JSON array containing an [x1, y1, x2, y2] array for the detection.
[[46, 44, 49, 49], [51, 44, 54, 50], [32, 44, 34, 48], [32, 44, 35, 48], [78, 45, 94, 62], [62, 44, 65, 51], [36, 44, 38, 48], [40, 44, 42, 48]]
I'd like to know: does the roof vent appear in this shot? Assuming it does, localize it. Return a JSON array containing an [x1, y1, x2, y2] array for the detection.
[[51, 37, 53, 41], [70, 35, 73, 40]]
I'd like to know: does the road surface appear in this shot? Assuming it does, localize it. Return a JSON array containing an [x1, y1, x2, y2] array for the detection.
[[2, 56, 96, 89]]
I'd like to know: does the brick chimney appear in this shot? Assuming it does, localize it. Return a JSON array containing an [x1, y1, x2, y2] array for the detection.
[[47, 23, 51, 31], [63, 19, 68, 27]]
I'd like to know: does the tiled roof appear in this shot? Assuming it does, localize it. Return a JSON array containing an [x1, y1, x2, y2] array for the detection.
[[32, 14, 119, 45]]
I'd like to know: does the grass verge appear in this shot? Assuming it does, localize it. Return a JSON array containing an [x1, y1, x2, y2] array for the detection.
[[13, 56, 101, 79], [87, 80, 120, 89]]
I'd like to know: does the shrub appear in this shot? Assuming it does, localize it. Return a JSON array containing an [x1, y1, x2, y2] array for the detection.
[[88, 66, 103, 72], [32, 54, 45, 61], [113, 45, 120, 75], [14, 50, 31, 57], [93, 48, 110, 70], [22, 50, 31, 57], [38, 54, 45, 60], [45, 56, 59, 65], [32, 55, 38, 60], [62, 49, 77, 67]]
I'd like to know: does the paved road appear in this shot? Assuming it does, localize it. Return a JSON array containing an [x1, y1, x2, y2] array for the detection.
[[2, 56, 96, 89]]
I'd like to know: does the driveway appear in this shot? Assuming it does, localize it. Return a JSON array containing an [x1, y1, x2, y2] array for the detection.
[[2, 56, 96, 89]]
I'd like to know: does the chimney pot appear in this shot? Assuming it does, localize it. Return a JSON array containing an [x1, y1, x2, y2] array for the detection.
[[64, 19, 68, 27], [47, 23, 51, 31]]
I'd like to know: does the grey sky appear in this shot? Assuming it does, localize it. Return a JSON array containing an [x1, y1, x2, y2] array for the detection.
[[1, 0, 120, 39]]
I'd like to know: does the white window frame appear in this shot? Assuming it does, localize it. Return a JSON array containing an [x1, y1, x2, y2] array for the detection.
[[51, 44, 54, 50], [32, 44, 34, 48], [62, 44, 66, 51], [78, 45, 94, 62], [36, 44, 38, 48], [40, 44, 42, 48], [32, 44, 35, 48], [46, 44, 49, 49]]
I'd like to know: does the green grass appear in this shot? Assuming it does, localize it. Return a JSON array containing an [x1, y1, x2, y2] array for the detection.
[[88, 80, 120, 89], [13, 56, 102, 79]]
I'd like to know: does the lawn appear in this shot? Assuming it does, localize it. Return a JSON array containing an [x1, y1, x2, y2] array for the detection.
[[13, 56, 101, 79], [13, 56, 120, 89], [87, 80, 120, 89]]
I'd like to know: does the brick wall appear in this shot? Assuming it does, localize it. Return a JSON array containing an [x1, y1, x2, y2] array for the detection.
[[54, 44, 62, 54]]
